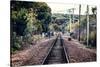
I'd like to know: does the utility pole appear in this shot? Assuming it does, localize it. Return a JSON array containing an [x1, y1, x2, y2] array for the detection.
[[86, 5, 89, 47], [67, 8, 75, 36], [79, 4, 81, 41], [72, 8, 75, 23], [68, 9, 72, 34]]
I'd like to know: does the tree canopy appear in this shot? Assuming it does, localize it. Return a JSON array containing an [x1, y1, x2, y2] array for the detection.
[[11, 1, 52, 52]]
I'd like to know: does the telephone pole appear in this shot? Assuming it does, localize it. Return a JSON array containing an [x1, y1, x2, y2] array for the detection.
[[68, 8, 75, 34], [72, 8, 75, 23], [68, 9, 72, 34], [86, 5, 89, 47], [79, 4, 81, 41]]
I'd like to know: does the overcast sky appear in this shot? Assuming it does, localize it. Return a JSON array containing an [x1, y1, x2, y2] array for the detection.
[[30, 0, 96, 15], [47, 2, 96, 15]]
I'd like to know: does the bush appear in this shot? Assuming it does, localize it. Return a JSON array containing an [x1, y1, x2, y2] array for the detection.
[[89, 31, 96, 47], [79, 31, 96, 47], [11, 32, 22, 52], [11, 1, 52, 53]]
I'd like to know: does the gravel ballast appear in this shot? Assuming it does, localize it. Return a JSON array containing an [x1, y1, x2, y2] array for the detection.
[[11, 38, 56, 66], [63, 37, 96, 63]]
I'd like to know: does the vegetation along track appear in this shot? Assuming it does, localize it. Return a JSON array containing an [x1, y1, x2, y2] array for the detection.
[[42, 35, 69, 64]]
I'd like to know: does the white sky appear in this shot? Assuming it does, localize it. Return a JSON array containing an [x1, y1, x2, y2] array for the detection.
[[47, 2, 96, 15], [22, 0, 96, 15]]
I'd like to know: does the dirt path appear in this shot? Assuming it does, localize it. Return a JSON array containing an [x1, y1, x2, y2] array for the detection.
[[11, 36, 96, 66], [63, 37, 96, 63], [11, 37, 56, 67]]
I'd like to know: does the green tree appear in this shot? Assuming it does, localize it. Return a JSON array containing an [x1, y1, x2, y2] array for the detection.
[[11, 1, 52, 52]]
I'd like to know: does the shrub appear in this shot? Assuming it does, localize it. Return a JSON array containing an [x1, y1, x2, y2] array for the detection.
[[11, 32, 22, 52], [89, 31, 96, 47]]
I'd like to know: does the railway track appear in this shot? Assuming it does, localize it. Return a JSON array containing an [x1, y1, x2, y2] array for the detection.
[[42, 35, 69, 65]]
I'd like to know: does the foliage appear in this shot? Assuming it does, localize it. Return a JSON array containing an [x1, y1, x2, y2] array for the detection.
[[67, 22, 79, 32], [66, 14, 96, 47], [89, 31, 96, 47], [11, 1, 51, 52], [11, 32, 22, 53], [49, 23, 61, 31], [91, 7, 97, 14]]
